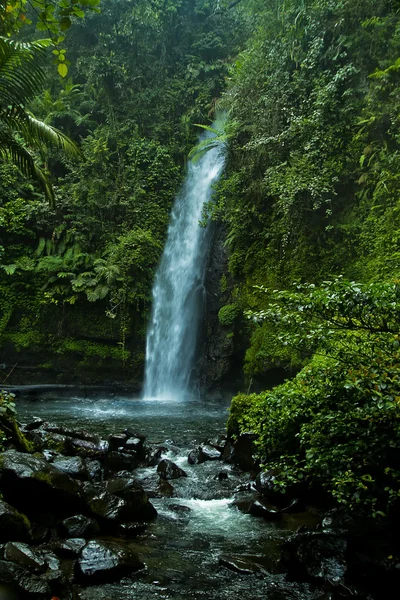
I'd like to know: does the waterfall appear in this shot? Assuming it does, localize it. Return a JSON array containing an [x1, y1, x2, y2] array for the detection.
[[143, 122, 226, 400]]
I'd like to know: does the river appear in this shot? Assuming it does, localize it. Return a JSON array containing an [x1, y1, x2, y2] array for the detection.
[[16, 393, 322, 600]]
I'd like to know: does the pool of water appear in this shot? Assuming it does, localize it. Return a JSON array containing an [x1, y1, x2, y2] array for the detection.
[[16, 394, 322, 600]]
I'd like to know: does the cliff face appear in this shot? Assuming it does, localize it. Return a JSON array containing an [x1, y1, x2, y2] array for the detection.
[[198, 226, 244, 397]]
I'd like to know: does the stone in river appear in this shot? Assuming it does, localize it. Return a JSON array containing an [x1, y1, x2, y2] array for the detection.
[[157, 458, 187, 480], [52, 455, 89, 480], [58, 514, 100, 538], [0, 500, 31, 543], [0, 450, 82, 517], [55, 538, 87, 558], [249, 499, 282, 521], [4, 542, 47, 574], [198, 444, 222, 462], [77, 540, 144, 583], [105, 477, 157, 521]]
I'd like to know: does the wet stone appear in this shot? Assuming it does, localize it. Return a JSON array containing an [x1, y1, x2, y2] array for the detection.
[[147, 447, 163, 466], [82, 483, 127, 523], [168, 504, 191, 513], [77, 540, 144, 583], [66, 437, 108, 459], [4, 542, 47, 574], [117, 523, 148, 538], [52, 455, 88, 480], [104, 451, 138, 474], [105, 477, 157, 521], [157, 458, 187, 480], [0, 500, 31, 543], [58, 514, 100, 538], [249, 499, 282, 521], [55, 538, 87, 558], [188, 448, 201, 465], [0, 560, 51, 597], [85, 459, 103, 482], [109, 434, 127, 451], [0, 450, 82, 517], [125, 437, 143, 452], [124, 428, 146, 442], [157, 480, 174, 497], [198, 444, 222, 462]]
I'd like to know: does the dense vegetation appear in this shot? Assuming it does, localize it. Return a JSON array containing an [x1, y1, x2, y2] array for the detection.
[[1, 0, 400, 517]]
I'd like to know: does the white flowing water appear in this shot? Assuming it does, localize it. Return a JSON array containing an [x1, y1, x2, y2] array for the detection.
[[143, 125, 226, 400]]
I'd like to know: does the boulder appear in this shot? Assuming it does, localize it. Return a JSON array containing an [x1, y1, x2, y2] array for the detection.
[[0, 560, 51, 598], [0, 500, 31, 543], [187, 448, 201, 465], [147, 447, 164, 466], [281, 530, 347, 586], [52, 455, 89, 480], [104, 451, 138, 474], [223, 433, 257, 471], [65, 437, 108, 459], [58, 514, 100, 539], [85, 459, 103, 482], [81, 483, 127, 524], [249, 499, 282, 521], [108, 434, 127, 451], [0, 450, 82, 517], [198, 444, 221, 462], [77, 540, 144, 583], [3, 542, 47, 574], [55, 538, 87, 558], [105, 477, 157, 521], [157, 459, 187, 480], [157, 480, 174, 497], [255, 469, 305, 508]]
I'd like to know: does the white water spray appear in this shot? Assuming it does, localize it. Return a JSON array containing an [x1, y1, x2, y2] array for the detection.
[[143, 122, 226, 399]]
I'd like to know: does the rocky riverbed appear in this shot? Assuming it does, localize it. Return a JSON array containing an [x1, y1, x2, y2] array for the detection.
[[0, 395, 397, 599]]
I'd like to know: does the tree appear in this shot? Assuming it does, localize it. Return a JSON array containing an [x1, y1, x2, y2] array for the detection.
[[0, 36, 79, 203]]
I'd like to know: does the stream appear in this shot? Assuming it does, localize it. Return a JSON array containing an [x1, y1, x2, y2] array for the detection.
[[16, 393, 324, 600]]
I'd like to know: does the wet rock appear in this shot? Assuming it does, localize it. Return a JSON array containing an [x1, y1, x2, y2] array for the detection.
[[0, 560, 51, 597], [4, 542, 47, 574], [30, 525, 49, 544], [41, 424, 100, 443], [188, 448, 201, 464], [223, 433, 257, 471], [249, 499, 282, 521], [82, 483, 126, 523], [124, 428, 146, 442], [0, 450, 82, 517], [255, 469, 304, 508], [58, 514, 100, 538], [77, 540, 144, 583], [147, 447, 164, 466], [0, 500, 31, 543], [65, 437, 108, 459], [125, 437, 143, 453], [43, 432, 68, 453], [157, 459, 187, 480], [219, 554, 261, 574], [22, 419, 45, 432], [55, 538, 87, 558], [52, 455, 88, 480], [198, 444, 222, 462], [282, 530, 347, 585], [85, 459, 103, 482], [157, 480, 174, 497], [104, 451, 138, 474], [105, 477, 157, 521], [108, 433, 127, 451]]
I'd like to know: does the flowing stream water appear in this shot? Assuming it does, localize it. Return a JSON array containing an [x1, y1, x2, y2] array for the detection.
[[17, 394, 321, 600], [143, 123, 226, 400]]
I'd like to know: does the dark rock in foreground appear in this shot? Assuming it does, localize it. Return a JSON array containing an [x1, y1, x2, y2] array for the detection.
[[157, 458, 187, 480], [0, 450, 82, 518], [77, 540, 144, 583], [0, 500, 31, 543]]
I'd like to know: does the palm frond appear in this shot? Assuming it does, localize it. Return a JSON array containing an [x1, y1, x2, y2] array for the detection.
[[0, 129, 55, 205], [0, 37, 51, 108]]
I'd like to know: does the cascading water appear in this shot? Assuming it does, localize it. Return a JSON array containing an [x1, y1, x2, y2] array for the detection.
[[143, 122, 226, 400]]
